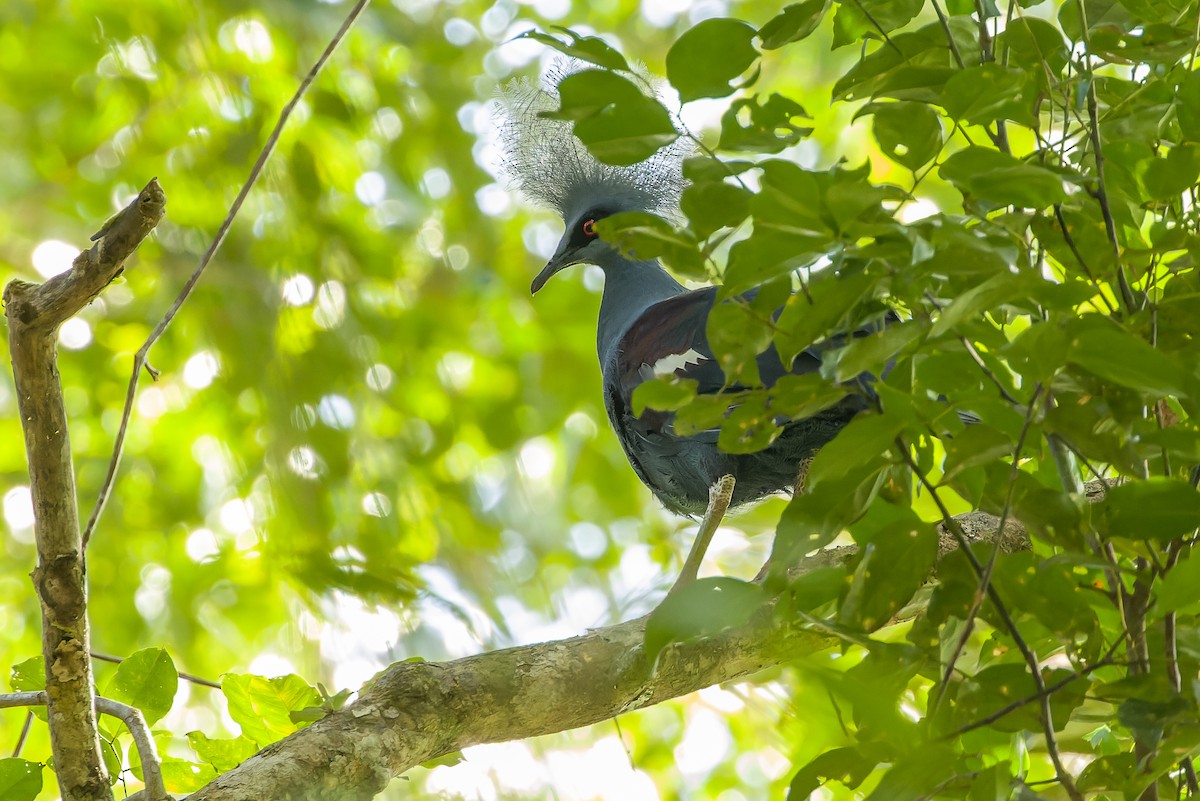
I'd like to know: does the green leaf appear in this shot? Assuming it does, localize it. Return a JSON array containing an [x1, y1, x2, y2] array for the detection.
[[680, 180, 752, 240], [990, 554, 1098, 640], [1139, 144, 1200, 199], [100, 736, 121, 785], [1078, 753, 1138, 793], [941, 64, 1036, 127], [832, 0, 924, 48], [103, 647, 178, 726], [1004, 322, 1069, 384], [930, 271, 1031, 339], [717, 396, 784, 454], [718, 94, 813, 153], [160, 757, 218, 793], [674, 392, 747, 437], [806, 412, 904, 488], [1177, 70, 1200, 142], [666, 18, 759, 102], [830, 320, 925, 383], [773, 271, 875, 370], [774, 462, 887, 559], [594, 211, 705, 278], [866, 743, 960, 799], [1099, 479, 1200, 541], [10, 657, 44, 692], [187, 731, 259, 773], [631, 376, 697, 416], [1059, 0, 1136, 41], [1067, 322, 1194, 398], [542, 70, 678, 166], [788, 565, 849, 612], [999, 18, 1069, 85], [222, 673, 322, 747], [770, 373, 850, 420], [862, 101, 942, 170], [972, 461, 1087, 547], [940, 147, 1070, 208], [941, 423, 1015, 482], [724, 232, 825, 298], [683, 155, 756, 182], [706, 300, 771, 387], [0, 759, 42, 801], [788, 747, 877, 798], [421, 750, 466, 769], [1117, 695, 1192, 743], [511, 27, 629, 72], [1156, 551, 1200, 614], [759, 0, 831, 50], [644, 577, 766, 663], [839, 516, 937, 631], [953, 663, 1085, 734]]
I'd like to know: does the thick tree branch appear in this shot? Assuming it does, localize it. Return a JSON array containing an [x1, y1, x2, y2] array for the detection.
[[185, 504, 1038, 801], [2, 178, 165, 801]]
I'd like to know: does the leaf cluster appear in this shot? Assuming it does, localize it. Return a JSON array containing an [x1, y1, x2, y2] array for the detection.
[[545, 1, 1200, 797]]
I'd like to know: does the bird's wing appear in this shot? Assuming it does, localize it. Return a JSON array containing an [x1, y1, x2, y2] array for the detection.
[[616, 287, 724, 398], [616, 289, 888, 396], [614, 288, 894, 440]]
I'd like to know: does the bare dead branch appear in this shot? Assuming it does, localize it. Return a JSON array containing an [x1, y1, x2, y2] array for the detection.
[[3, 179, 165, 333], [3, 178, 165, 801]]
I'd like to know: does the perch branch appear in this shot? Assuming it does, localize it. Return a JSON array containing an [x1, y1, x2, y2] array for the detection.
[[182, 498, 1052, 801]]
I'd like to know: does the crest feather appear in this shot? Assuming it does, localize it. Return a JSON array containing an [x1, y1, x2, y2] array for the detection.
[[495, 61, 690, 223]]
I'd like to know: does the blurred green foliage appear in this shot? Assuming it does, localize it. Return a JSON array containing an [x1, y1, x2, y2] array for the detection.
[[4, 0, 1200, 799]]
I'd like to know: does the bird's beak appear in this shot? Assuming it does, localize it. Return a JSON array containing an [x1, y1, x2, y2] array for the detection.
[[531, 235, 581, 295]]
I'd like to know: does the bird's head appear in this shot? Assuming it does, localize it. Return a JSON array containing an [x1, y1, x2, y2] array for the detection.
[[531, 207, 613, 294], [496, 64, 689, 295]]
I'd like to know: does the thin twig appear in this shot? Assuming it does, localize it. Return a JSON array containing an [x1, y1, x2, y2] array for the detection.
[[92, 650, 221, 690], [0, 692, 47, 763], [932, 384, 1043, 712], [82, 0, 374, 548], [1164, 541, 1200, 794], [852, 0, 904, 55], [930, 0, 965, 69], [946, 633, 1124, 738], [922, 291, 1022, 405], [1052, 204, 1118, 315], [1074, 0, 1138, 313], [12, 710, 33, 758]]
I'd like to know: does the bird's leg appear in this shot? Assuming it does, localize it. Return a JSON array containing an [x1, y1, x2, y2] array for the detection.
[[670, 474, 735, 593], [753, 457, 815, 584]]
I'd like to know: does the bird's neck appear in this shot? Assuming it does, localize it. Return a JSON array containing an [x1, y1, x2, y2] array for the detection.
[[596, 254, 684, 363]]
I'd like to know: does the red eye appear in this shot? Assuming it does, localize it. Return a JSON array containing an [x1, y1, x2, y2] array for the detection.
[[582, 219, 597, 237]]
